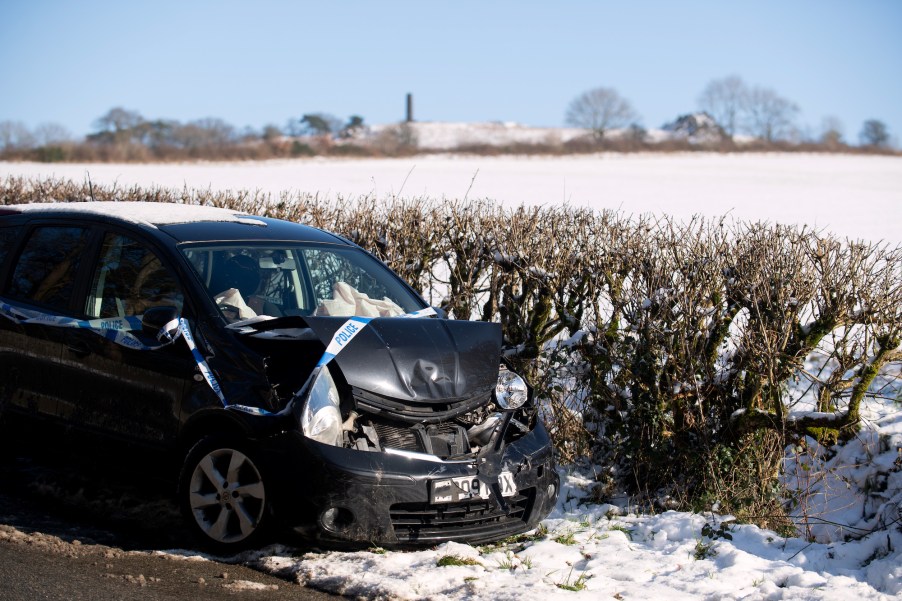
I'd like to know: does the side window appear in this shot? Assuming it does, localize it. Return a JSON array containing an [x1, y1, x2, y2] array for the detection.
[[0, 226, 17, 269], [9, 226, 92, 312], [305, 249, 366, 302], [85, 233, 184, 318], [303, 248, 408, 317]]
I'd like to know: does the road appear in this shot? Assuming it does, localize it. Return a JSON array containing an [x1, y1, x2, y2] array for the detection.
[[0, 451, 338, 600]]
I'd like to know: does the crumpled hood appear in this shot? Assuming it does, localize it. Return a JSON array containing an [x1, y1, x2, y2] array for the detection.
[[302, 316, 502, 403]]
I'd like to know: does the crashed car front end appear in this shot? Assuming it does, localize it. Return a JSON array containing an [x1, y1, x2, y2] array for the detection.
[[277, 411, 557, 547], [179, 241, 559, 547], [244, 316, 560, 547]]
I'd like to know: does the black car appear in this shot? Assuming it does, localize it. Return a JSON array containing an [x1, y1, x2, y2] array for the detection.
[[0, 202, 559, 551]]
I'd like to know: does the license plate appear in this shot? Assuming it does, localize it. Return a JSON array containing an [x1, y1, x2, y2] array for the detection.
[[497, 471, 517, 497], [430, 471, 516, 504]]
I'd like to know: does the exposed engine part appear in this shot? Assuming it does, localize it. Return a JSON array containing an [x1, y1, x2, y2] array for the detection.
[[457, 402, 496, 426], [509, 418, 529, 433], [467, 414, 502, 447], [359, 423, 381, 451], [342, 410, 360, 433]]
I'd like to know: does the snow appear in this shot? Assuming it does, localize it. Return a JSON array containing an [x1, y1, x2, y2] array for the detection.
[[12, 201, 267, 228], [221, 579, 279, 592], [3, 152, 900, 244], [238, 437, 902, 600], [232, 394, 901, 600]]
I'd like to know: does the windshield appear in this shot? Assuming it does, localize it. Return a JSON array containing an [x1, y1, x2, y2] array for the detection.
[[181, 243, 426, 322]]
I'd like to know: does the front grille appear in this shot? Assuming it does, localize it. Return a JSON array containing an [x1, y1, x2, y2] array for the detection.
[[374, 421, 421, 452], [390, 488, 534, 543], [371, 420, 470, 457]]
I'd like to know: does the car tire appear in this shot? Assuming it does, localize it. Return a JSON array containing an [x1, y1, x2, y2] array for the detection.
[[178, 436, 270, 553]]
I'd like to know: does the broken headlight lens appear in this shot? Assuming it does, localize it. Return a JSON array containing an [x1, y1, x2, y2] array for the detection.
[[301, 367, 343, 446], [495, 366, 528, 410]]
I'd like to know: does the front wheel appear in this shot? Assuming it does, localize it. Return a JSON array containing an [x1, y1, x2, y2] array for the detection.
[[179, 437, 270, 552]]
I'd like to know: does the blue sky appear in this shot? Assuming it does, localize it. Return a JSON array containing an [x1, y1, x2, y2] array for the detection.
[[1, 0, 900, 143]]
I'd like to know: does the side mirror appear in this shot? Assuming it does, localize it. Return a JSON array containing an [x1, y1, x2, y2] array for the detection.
[[142, 305, 180, 340]]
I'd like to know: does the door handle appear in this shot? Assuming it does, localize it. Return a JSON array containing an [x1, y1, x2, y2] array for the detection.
[[67, 340, 92, 357]]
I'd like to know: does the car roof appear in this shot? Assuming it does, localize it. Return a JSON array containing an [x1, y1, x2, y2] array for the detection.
[[3, 202, 350, 245]]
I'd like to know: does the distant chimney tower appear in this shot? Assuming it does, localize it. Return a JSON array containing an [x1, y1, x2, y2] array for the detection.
[[406, 93, 413, 122]]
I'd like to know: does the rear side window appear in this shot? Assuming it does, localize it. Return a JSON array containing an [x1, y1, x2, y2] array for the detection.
[[86, 233, 184, 318], [0, 226, 17, 270], [9, 226, 92, 312]]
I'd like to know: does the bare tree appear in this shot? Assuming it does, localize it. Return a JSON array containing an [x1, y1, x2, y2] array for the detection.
[[136, 119, 179, 148], [33, 122, 72, 146], [565, 87, 637, 139], [172, 118, 236, 149], [819, 116, 844, 147], [742, 86, 799, 142], [261, 124, 283, 142], [697, 75, 748, 137], [283, 117, 304, 137], [0, 120, 35, 150], [859, 119, 890, 147]]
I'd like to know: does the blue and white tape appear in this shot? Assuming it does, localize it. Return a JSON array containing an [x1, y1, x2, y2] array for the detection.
[[316, 307, 437, 368], [176, 317, 226, 404], [1, 301, 161, 350], [0, 300, 231, 409], [1, 298, 436, 416], [229, 306, 438, 416]]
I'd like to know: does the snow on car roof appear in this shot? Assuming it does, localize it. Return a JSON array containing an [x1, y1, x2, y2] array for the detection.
[[11, 201, 268, 228]]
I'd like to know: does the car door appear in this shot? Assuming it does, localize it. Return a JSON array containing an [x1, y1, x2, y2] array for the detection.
[[56, 229, 194, 446], [0, 223, 94, 421]]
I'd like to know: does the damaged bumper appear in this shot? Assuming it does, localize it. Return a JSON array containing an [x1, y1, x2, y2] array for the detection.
[[263, 421, 559, 547]]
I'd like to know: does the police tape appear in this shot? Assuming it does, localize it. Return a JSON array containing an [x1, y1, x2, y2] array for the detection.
[[229, 306, 437, 416], [0, 300, 160, 350], [0, 299, 232, 409], [175, 317, 226, 404], [1, 299, 437, 417], [316, 306, 437, 367]]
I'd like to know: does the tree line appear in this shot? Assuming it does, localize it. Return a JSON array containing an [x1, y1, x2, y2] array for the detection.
[[0, 75, 896, 162], [566, 75, 894, 148]]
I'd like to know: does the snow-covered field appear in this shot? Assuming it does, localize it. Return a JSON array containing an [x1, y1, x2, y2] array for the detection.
[[3, 153, 902, 599], [2, 152, 901, 245]]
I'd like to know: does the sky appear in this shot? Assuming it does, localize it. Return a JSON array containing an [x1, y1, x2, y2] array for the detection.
[[1, 0, 900, 144]]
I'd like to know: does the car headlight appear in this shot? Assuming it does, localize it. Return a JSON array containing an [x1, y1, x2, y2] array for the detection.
[[495, 366, 528, 410], [301, 367, 343, 446]]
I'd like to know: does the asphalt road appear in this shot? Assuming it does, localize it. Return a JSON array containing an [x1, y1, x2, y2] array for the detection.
[[0, 536, 336, 601], [0, 451, 339, 601]]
